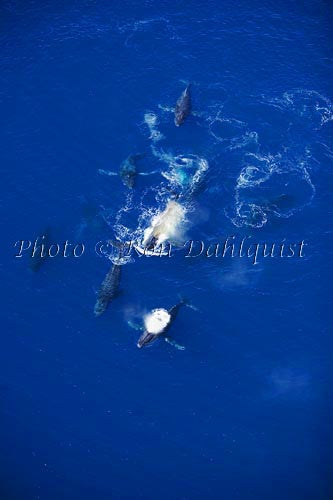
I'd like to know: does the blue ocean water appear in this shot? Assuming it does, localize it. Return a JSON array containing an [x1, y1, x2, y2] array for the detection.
[[1, 0, 332, 498]]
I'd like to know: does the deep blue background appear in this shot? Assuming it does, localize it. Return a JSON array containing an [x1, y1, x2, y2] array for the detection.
[[1, 1, 332, 499]]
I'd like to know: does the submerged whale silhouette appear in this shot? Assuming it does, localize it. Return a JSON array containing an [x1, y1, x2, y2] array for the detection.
[[98, 153, 158, 189], [119, 153, 145, 188]]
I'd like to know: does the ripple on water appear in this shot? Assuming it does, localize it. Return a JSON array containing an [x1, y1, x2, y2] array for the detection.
[[228, 151, 316, 228]]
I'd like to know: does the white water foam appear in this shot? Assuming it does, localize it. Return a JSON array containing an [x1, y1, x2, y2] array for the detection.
[[207, 111, 259, 151], [152, 146, 209, 196], [141, 199, 187, 248], [143, 308, 171, 334], [263, 89, 333, 129], [143, 112, 165, 143], [118, 17, 179, 48]]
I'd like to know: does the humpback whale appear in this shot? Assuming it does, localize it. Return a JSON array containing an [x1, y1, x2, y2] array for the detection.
[[75, 197, 109, 238], [94, 243, 123, 316], [29, 229, 51, 272], [94, 261, 121, 316], [137, 299, 186, 348], [119, 154, 145, 188], [98, 153, 152, 189], [174, 85, 191, 127]]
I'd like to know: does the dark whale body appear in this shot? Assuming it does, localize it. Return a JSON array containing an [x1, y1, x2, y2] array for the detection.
[[174, 85, 191, 127], [94, 260, 121, 316], [120, 154, 145, 188], [137, 300, 185, 348]]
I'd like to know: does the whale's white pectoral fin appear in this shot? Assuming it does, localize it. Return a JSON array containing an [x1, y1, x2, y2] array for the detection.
[[98, 169, 118, 177], [127, 320, 143, 331], [186, 303, 200, 312], [158, 104, 175, 113], [138, 170, 160, 176], [165, 337, 185, 350], [176, 295, 200, 312]]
